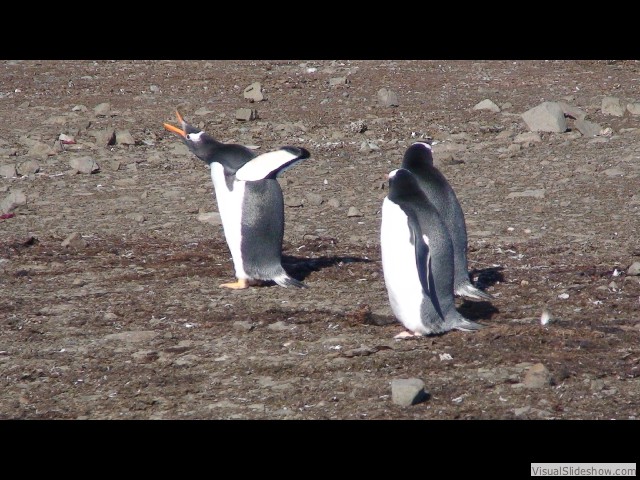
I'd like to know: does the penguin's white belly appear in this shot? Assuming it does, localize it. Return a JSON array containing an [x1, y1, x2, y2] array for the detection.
[[210, 164, 247, 278], [380, 198, 426, 334]]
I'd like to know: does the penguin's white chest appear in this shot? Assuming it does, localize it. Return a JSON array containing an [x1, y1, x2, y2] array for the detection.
[[210, 163, 246, 277], [380, 198, 427, 334]]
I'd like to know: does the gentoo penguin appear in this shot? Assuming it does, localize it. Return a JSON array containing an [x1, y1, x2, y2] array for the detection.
[[401, 142, 493, 301], [380, 168, 483, 337], [163, 111, 309, 289]]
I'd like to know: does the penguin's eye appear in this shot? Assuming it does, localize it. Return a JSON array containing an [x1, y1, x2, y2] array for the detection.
[[187, 131, 204, 142]]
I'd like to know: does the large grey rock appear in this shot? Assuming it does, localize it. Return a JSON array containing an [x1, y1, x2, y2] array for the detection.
[[197, 211, 222, 226], [284, 196, 303, 207], [391, 378, 429, 406], [346, 120, 367, 134], [16, 159, 40, 176], [28, 142, 57, 159], [329, 77, 348, 86], [359, 141, 372, 153], [59, 133, 76, 144], [305, 193, 323, 206], [558, 102, 587, 121], [602, 96, 625, 116], [523, 363, 551, 389], [106, 160, 121, 171], [0, 147, 17, 156], [17, 136, 39, 148], [507, 143, 521, 153], [70, 156, 100, 174], [522, 102, 567, 132], [232, 321, 253, 332], [377, 88, 399, 107], [1, 189, 27, 213], [347, 206, 363, 217], [0, 164, 17, 178], [116, 130, 136, 145], [575, 119, 603, 137], [92, 128, 116, 147], [235, 108, 257, 121], [627, 262, 640, 276], [602, 167, 624, 177], [243, 82, 264, 102], [94, 102, 111, 116], [473, 99, 500, 112], [626, 103, 640, 115]]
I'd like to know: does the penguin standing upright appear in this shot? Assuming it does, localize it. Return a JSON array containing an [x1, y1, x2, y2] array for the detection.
[[402, 142, 493, 301], [164, 111, 309, 289], [380, 168, 483, 337]]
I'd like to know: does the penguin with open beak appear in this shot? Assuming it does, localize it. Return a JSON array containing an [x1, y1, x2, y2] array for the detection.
[[164, 111, 309, 289]]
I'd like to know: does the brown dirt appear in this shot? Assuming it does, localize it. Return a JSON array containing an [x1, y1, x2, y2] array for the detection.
[[1, 60, 639, 423]]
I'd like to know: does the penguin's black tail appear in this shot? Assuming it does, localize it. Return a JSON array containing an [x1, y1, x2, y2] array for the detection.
[[455, 282, 494, 301], [273, 274, 308, 288]]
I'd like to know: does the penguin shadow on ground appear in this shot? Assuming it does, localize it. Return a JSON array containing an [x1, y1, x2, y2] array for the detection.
[[458, 266, 505, 321], [281, 254, 373, 283]]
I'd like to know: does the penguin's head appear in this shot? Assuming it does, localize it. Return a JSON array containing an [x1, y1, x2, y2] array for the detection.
[[387, 168, 421, 197], [388, 167, 412, 181], [163, 110, 222, 164], [182, 131, 216, 161], [402, 141, 435, 172]]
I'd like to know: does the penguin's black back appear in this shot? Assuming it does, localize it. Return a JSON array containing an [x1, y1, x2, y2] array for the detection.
[[402, 143, 470, 287], [402, 143, 462, 222]]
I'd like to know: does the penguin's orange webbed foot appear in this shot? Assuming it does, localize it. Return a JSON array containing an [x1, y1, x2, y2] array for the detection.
[[394, 330, 424, 339], [220, 279, 250, 289]]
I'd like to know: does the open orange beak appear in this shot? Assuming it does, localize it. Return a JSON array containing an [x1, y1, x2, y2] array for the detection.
[[163, 110, 186, 137]]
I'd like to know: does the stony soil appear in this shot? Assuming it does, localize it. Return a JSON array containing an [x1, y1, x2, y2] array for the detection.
[[1, 60, 639, 421]]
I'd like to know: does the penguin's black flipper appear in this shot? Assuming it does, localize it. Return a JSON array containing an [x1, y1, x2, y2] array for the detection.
[[410, 223, 431, 297]]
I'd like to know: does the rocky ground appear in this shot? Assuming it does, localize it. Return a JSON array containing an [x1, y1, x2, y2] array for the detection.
[[1, 60, 639, 422]]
